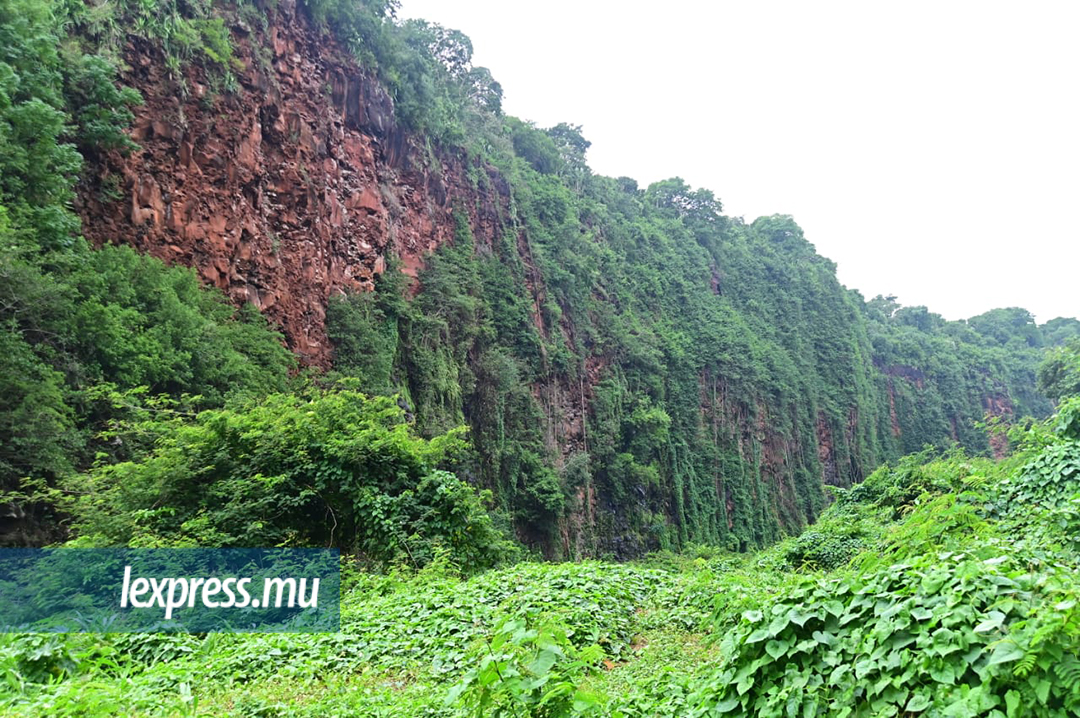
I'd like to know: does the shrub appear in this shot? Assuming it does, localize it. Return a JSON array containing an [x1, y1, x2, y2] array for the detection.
[[60, 386, 514, 573], [694, 551, 1080, 716]]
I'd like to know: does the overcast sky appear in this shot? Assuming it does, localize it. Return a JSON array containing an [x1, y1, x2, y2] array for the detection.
[[399, 0, 1079, 323]]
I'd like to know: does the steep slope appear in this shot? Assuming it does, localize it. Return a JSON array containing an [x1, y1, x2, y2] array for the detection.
[[76, 0, 508, 365], [65, 0, 1067, 556]]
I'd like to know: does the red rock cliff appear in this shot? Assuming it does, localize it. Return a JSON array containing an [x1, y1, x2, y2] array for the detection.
[[76, 0, 507, 365]]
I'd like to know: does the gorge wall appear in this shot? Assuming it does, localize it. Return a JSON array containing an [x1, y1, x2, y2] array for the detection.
[[72, 0, 1055, 557], [76, 0, 507, 365]]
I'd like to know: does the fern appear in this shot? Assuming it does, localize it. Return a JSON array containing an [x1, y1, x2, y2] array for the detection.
[[1056, 655, 1080, 692]]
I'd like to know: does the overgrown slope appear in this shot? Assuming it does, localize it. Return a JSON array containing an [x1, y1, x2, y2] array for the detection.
[[2, 398, 1078, 716], [1, 0, 1077, 557]]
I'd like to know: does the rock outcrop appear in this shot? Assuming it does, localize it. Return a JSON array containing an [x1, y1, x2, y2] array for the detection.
[[76, 0, 506, 365]]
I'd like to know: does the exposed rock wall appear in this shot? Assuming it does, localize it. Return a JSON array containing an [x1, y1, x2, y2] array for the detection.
[[69, 0, 1028, 556], [76, 0, 507, 365]]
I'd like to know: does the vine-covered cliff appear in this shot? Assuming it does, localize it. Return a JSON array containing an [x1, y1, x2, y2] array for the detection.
[[3, 0, 1075, 555]]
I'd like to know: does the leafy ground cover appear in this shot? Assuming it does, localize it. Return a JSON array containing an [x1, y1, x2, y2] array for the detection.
[[1, 400, 1078, 717]]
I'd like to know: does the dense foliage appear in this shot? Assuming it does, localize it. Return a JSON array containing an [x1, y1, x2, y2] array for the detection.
[[58, 386, 514, 571], [1038, 337, 1080, 403], [0, 399, 1077, 715], [324, 88, 1076, 558], [0, 0, 297, 541], [191, 0, 1072, 556], [2, 0, 1077, 560], [1, 0, 1077, 716]]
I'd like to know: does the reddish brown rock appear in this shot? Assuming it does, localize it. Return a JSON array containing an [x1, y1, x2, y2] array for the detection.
[[75, 3, 507, 366]]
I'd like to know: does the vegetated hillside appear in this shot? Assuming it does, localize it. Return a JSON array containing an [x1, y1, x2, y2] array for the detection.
[[2, 0, 1078, 559], [3, 399, 1079, 715]]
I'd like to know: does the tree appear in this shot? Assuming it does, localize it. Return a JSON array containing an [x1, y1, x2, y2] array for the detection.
[[402, 19, 473, 78], [1038, 339, 1080, 402], [968, 307, 1043, 348], [60, 387, 513, 571], [645, 178, 722, 221], [546, 122, 591, 188], [1042, 317, 1080, 347], [509, 119, 562, 174], [464, 66, 502, 114]]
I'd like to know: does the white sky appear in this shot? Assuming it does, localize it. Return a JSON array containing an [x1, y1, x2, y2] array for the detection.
[[398, 0, 1079, 323]]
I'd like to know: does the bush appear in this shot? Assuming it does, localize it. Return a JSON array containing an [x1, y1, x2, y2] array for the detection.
[[0, 244, 293, 504], [60, 386, 515, 573], [694, 551, 1080, 716], [783, 526, 865, 570]]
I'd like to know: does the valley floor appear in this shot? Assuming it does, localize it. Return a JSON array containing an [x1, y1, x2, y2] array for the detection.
[[2, 409, 1080, 717]]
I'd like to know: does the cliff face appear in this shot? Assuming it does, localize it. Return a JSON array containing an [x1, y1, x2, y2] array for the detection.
[[76, 0, 505, 365], [71, 1, 1045, 557]]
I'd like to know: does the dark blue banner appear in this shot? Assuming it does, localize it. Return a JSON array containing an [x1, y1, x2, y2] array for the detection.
[[0, 548, 340, 632]]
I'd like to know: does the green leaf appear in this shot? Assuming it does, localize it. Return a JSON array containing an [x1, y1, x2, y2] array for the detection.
[[528, 649, 558, 678], [986, 641, 1025, 667], [906, 692, 932, 712], [765, 639, 788, 659], [572, 690, 601, 712], [824, 600, 845, 617], [768, 614, 790, 636], [747, 628, 771, 644], [910, 606, 933, 621], [929, 662, 956, 684], [714, 697, 741, 712], [974, 611, 1005, 633], [1004, 690, 1021, 717]]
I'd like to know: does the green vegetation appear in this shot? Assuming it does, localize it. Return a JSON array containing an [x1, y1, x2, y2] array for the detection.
[[4, 0, 1075, 557], [0, 399, 1077, 716], [0, 245, 293, 523], [59, 386, 514, 571], [0, 0, 294, 542], [325, 107, 1076, 555], [1039, 338, 1080, 403], [0, 1, 1079, 714]]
